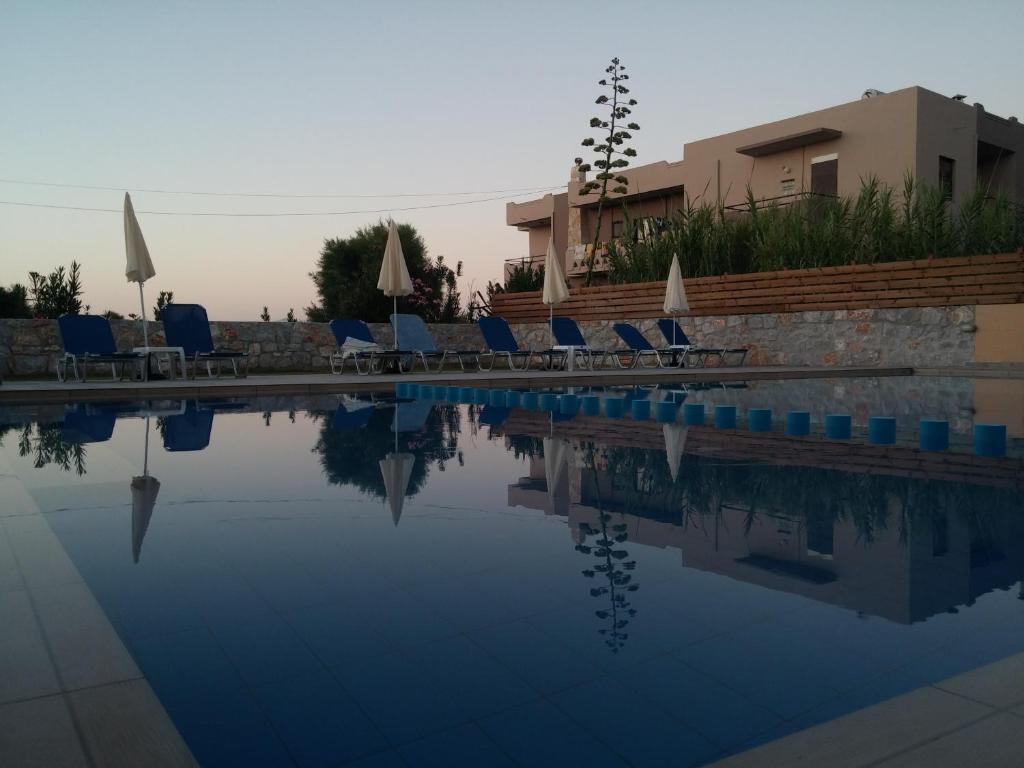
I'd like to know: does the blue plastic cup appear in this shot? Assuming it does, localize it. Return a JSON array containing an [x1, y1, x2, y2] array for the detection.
[[489, 390, 506, 406], [446, 386, 461, 401], [683, 403, 705, 426], [459, 387, 475, 403], [474, 389, 490, 404], [631, 399, 651, 420], [406, 383, 419, 397], [560, 394, 579, 415], [521, 392, 539, 409], [431, 385, 445, 400], [655, 401, 676, 423], [581, 395, 600, 416], [505, 391, 521, 408], [714, 405, 737, 429], [786, 411, 810, 436], [394, 382, 408, 397], [747, 408, 772, 432], [974, 424, 1007, 457], [540, 393, 559, 411], [604, 397, 625, 418], [868, 416, 897, 445], [824, 414, 852, 440], [919, 420, 949, 451]]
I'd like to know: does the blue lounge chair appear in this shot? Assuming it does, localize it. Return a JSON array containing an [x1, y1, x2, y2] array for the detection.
[[160, 304, 249, 379], [611, 323, 681, 369], [551, 317, 609, 370], [656, 319, 748, 366], [162, 404, 215, 452], [391, 314, 480, 372], [476, 316, 565, 371], [328, 320, 383, 375], [57, 314, 144, 382]]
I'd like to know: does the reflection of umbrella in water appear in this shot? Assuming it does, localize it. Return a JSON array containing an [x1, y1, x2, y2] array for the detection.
[[379, 399, 431, 526], [543, 436, 570, 510], [662, 423, 688, 483], [131, 417, 160, 563]]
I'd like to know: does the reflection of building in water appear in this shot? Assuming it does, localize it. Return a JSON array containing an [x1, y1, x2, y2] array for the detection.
[[508, 444, 1024, 625]]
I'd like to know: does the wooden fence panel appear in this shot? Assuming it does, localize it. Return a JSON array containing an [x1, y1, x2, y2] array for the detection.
[[489, 252, 1024, 321]]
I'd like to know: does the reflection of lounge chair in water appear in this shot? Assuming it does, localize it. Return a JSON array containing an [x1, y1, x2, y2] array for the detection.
[[391, 398, 434, 434], [61, 405, 116, 443], [162, 405, 215, 452], [332, 400, 375, 430]]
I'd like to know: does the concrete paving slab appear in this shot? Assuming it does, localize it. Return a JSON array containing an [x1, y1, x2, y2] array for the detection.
[[0, 696, 88, 768], [0, 476, 39, 517], [32, 582, 142, 691], [0, 694, 88, 768], [875, 712, 1024, 768], [67, 679, 197, 767], [934, 652, 1024, 709], [0, 589, 61, 705], [709, 686, 992, 768]]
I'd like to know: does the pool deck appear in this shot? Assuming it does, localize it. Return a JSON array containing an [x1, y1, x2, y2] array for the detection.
[[711, 651, 1024, 767], [0, 364, 915, 404]]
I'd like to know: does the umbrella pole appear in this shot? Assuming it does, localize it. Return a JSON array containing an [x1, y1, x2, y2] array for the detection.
[[138, 283, 149, 348], [143, 416, 150, 477], [549, 305, 553, 348], [393, 295, 398, 351], [673, 315, 676, 346]]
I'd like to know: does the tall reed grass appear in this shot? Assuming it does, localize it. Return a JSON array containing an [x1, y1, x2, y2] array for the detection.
[[604, 176, 1024, 284]]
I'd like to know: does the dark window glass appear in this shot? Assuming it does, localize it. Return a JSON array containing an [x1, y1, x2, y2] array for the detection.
[[611, 220, 625, 238], [939, 156, 955, 199], [810, 159, 838, 197]]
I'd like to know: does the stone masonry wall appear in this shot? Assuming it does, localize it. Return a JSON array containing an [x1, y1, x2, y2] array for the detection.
[[0, 306, 975, 378]]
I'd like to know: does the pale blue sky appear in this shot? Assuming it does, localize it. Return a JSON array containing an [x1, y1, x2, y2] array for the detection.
[[2, 0, 1021, 319]]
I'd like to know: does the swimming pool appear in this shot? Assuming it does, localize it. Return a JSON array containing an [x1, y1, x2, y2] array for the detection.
[[2, 376, 1022, 767]]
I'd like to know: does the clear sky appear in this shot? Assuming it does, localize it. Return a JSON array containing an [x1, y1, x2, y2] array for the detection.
[[2, 0, 1022, 320]]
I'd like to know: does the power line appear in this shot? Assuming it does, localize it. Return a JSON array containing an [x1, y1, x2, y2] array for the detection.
[[0, 177, 562, 199], [0, 189, 549, 217]]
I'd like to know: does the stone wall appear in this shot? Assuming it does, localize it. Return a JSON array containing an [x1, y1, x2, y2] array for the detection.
[[0, 306, 975, 378]]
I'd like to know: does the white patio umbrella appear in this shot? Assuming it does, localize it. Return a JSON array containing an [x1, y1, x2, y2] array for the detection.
[[542, 236, 570, 346], [377, 219, 413, 350], [124, 193, 156, 347], [130, 417, 160, 563], [663, 253, 689, 346], [662, 423, 688, 483]]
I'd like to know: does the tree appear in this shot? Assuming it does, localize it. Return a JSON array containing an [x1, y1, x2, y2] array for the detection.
[[102, 310, 124, 320], [153, 291, 174, 320], [285, 308, 296, 323], [574, 57, 640, 285], [306, 220, 464, 323], [28, 262, 85, 318], [260, 306, 271, 322], [0, 284, 32, 318]]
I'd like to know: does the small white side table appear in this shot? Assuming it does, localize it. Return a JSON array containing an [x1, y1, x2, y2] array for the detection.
[[553, 345, 581, 371], [132, 346, 186, 381]]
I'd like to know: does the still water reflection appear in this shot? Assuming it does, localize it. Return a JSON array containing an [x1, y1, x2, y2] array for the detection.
[[1, 387, 1022, 768]]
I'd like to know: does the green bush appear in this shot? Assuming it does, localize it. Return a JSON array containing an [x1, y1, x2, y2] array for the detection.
[[605, 176, 1024, 283]]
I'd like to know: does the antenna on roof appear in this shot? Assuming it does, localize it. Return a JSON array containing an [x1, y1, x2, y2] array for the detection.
[[952, 94, 967, 101], [861, 89, 885, 99]]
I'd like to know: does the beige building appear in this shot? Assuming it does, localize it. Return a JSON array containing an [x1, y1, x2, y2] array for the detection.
[[506, 86, 1024, 279]]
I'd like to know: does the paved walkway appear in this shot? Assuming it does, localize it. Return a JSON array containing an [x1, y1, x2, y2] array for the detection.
[[711, 651, 1024, 767], [0, 364, 913, 404]]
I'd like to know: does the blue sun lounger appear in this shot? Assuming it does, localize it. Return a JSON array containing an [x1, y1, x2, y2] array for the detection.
[[161, 304, 249, 379], [551, 317, 609, 370], [329, 320, 384, 375], [656, 319, 748, 366], [610, 323, 683, 369], [57, 314, 145, 382], [476, 316, 566, 371], [162, 403, 215, 452], [391, 314, 480, 373]]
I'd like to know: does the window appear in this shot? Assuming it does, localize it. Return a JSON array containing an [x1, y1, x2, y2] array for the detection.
[[939, 156, 955, 199], [611, 220, 625, 238], [781, 178, 795, 195], [810, 154, 838, 197]]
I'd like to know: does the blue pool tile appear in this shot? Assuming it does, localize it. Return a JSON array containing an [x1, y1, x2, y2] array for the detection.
[[468, 617, 604, 694], [613, 655, 782, 751], [398, 722, 515, 767], [478, 698, 629, 767], [330, 634, 537, 743], [551, 676, 722, 768], [252, 670, 388, 768], [211, 616, 323, 686]]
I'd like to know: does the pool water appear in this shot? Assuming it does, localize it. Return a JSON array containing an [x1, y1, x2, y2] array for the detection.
[[2, 377, 1023, 767]]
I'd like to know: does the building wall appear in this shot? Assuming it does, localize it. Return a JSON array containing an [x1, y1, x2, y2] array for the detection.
[[914, 88, 979, 204], [975, 304, 1024, 363]]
